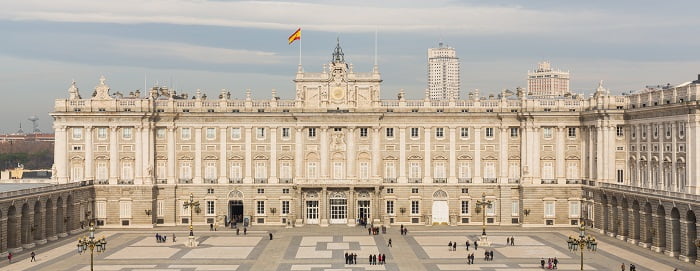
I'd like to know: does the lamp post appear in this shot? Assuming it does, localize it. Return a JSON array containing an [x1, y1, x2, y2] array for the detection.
[[76, 223, 107, 271], [182, 193, 200, 247], [567, 221, 595, 270], [475, 193, 493, 236]]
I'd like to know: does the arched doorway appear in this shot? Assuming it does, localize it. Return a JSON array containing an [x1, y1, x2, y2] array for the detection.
[[670, 207, 681, 255], [56, 197, 64, 235], [20, 203, 30, 245], [329, 191, 347, 224], [632, 200, 641, 240], [45, 199, 54, 238], [431, 190, 449, 224], [656, 205, 666, 249], [7, 205, 18, 249], [685, 211, 697, 261], [227, 190, 244, 226], [304, 191, 319, 225], [33, 201, 42, 241], [643, 202, 652, 244]]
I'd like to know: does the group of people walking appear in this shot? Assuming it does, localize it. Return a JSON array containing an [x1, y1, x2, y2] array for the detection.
[[399, 224, 408, 235], [505, 236, 515, 246], [483, 250, 495, 261], [368, 253, 386, 265], [344, 252, 357, 264], [155, 233, 173, 243], [540, 257, 558, 269]]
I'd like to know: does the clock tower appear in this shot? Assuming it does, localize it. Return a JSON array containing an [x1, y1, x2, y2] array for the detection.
[[294, 39, 382, 111]]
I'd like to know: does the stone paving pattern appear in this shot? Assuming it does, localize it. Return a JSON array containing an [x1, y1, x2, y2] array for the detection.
[[0, 225, 696, 271]]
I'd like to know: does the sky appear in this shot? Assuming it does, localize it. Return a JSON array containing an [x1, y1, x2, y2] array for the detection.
[[0, 0, 699, 133]]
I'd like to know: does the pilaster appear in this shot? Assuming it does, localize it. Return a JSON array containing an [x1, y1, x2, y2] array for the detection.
[[219, 127, 228, 183], [109, 126, 119, 184], [84, 126, 93, 180], [193, 127, 202, 183], [423, 126, 432, 183], [269, 127, 278, 183]]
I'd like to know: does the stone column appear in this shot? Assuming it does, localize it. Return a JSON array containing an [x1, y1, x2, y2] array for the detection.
[[532, 127, 541, 181], [54, 126, 68, 184], [346, 127, 356, 178], [374, 187, 381, 224], [670, 123, 677, 190], [423, 127, 432, 183], [270, 127, 278, 183], [135, 126, 143, 184], [372, 127, 381, 178], [449, 127, 457, 183], [635, 125, 641, 186], [320, 187, 328, 226], [646, 124, 653, 187], [219, 127, 228, 183], [589, 126, 596, 181], [84, 126, 93, 180], [498, 127, 507, 183], [474, 127, 481, 183], [320, 127, 329, 178], [244, 126, 253, 183], [109, 126, 119, 184], [399, 127, 407, 182], [596, 122, 604, 181], [556, 126, 565, 182], [194, 127, 202, 184], [580, 127, 587, 180], [691, 119, 700, 194], [295, 127, 303, 179], [347, 188, 355, 226], [167, 127, 176, 184], [520, 124, 530, 183], [659, 123, 665, 188]]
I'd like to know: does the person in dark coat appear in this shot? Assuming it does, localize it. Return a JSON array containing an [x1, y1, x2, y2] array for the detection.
[[369, 254, 372, 264]]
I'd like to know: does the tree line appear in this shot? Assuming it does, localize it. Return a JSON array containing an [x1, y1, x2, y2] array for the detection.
[[0, 141, 54, 170]]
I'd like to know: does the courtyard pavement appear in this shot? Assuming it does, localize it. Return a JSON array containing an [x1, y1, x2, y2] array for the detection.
[[0, 224, 696, 271]]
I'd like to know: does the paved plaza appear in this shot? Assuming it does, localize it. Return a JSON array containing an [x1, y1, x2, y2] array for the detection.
[[0, 225, 696, 271]]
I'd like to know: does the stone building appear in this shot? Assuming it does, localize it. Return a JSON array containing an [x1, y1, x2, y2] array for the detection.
[[49, 43, 699, 263]]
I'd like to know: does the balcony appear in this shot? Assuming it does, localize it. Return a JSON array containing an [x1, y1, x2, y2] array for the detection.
[[483, 178, 498, 184], [178, 178, 192, 184], [204, 179, 217, 184], [508, 178, 520, 184], [566, 179, 582, 184], [458, 178, 472, 183], [433, 178, 447, 183], [408, 178, 422, 183], [279, 178, 293, 184], [587, 180, 596, 186], [229, 178, 243, 184], [254, 178, 268, 184], [96, 179, 109, 185], [383, 178, 397, 183], [118, 179, 134, 185], [156, 179, 168, 184], [541, 179, 558, 184]]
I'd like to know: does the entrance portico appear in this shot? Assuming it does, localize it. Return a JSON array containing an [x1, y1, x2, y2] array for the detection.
[[298, 185, 380, 227]]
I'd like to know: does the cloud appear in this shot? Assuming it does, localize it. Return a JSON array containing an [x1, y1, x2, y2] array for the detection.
[[0, 0, 671, 36]]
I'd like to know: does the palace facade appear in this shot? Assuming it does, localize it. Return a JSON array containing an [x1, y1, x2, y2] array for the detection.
[[49, 43, 700, 262]]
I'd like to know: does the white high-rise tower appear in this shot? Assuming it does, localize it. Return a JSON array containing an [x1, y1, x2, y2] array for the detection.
[[428, 42, 460, 100], [527, 61, 570, 96]]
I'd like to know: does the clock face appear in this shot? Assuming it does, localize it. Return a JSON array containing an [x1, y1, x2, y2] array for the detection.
[[332, 87, 345, 100]]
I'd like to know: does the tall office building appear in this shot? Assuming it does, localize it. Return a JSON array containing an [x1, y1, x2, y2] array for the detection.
[[527, 61, 570, 96], [428, 42, 460, 100]]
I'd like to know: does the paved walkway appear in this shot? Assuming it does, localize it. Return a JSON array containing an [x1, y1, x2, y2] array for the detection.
[[0, 225, 696, 271]]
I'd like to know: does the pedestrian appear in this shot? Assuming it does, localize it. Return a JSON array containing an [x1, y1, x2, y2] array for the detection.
[[453, 242, 457, 251], [506, 237, 510, 245], [210, 223, 213, 231], [511, 236, 515, 246], [474, 241, 478, 250], [448, 241, 452, 251], [244, 227, 247, 235], [553, 257, 558, 268], [378, 254, 382, 265], [353, 253, 357, 264], [345, 252, 349, 264], [369, 254, 372, 265], [30, 251, 36, 262], [368, 227, 372, 235], [630, 264, 636, 271], [466, 240, 470, 251], [214, 224, 217, 231], [237, 228, 240, 235], [382, 253, 386, 264], [388, 238, 392, 247], [7, 252, 12, 264], [173, 233, 176, 242], [269, 232, 273, 240], [621, 263, 625, 271], [540, 258, 545, 269]]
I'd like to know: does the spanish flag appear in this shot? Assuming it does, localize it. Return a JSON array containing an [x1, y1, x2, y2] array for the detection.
[[288, 28, 301, 44]]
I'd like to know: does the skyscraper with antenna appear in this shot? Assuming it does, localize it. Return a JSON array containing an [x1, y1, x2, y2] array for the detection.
[[428, 42, 460, 100]]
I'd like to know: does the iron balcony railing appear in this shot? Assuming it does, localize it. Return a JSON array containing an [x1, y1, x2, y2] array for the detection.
[[383, 178, 397, 183], [541, 179, 558, 184], [458, 178, 472, 183], [408, 178, 422, 183], [483, 178, 498, 184], [433, 178, 447, 183]]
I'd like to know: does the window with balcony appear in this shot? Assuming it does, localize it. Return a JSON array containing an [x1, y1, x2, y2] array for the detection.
[[359, 162, 369, 180], [307, 162, 318, 179]]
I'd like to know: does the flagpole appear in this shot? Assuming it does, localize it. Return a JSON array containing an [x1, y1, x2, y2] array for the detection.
[[298, 30, 302, 67]]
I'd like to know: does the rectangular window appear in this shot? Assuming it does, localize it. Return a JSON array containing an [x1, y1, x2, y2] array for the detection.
[[180, 200, 189, 216], [282, 201, 290, 214], [616, 126, 624, 137], [181, 128, 191, 140], [96, 201, 106, 219], [282, 127, 290, 138], [435, 127, 444, 138], [511, 201, 519, 216], [308, 127, 316, 137], [156, 161, 166, 180], [461, 127, 469, 138], [121, 161, 133, 180], [409, 162, 421, 178], [543, 127, 552, 139], [485, 127, 494, 138], [205, 162, 217, 180], [257, 128, 266, 139], [280, 162, 291, 179], [119, 201, 132, 218], [461, 201, 469, 215], [411, 200, 420, 214], [617, 169, 624, 183], [231, 128, 241, 139], [386, 201, 395, 214], [206, 200, 215, 215], [411, 127, 419, 138], [386, 127, 394, 138], [230, 162, 241, 179], [385, 161, 396, 179], [484, 162, 496, 179], [544, 202, 555, 218], [386, 188, 394, 194], [567, 162, 578, 179], [256, 201, 265, 215], [180, 161, 192, 179], [459, 162, 471, 178], [96, 161, 108, 181], [206, 128, 216, 140], [333, 162, 344, 179], [359, 162, 369, 179], [569, 201, 580, 218], [255, 162, 267, 179], [411, 188, 419, 193], [122, 127, 132, 140], [307, 162, 318, 178], [73, 127, 83, 140], [542, 162, 554, 179], [568, 127, 576, 138], [257, 188, 264, 194], [97, 127, 107, 140], [434, 162, 446, 179], [486, 201, 496, 216], [156, 128, 166, 139], [360, 128, 368, 137], [283, 188, 290, 194], [510, 127, 518, 138]]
